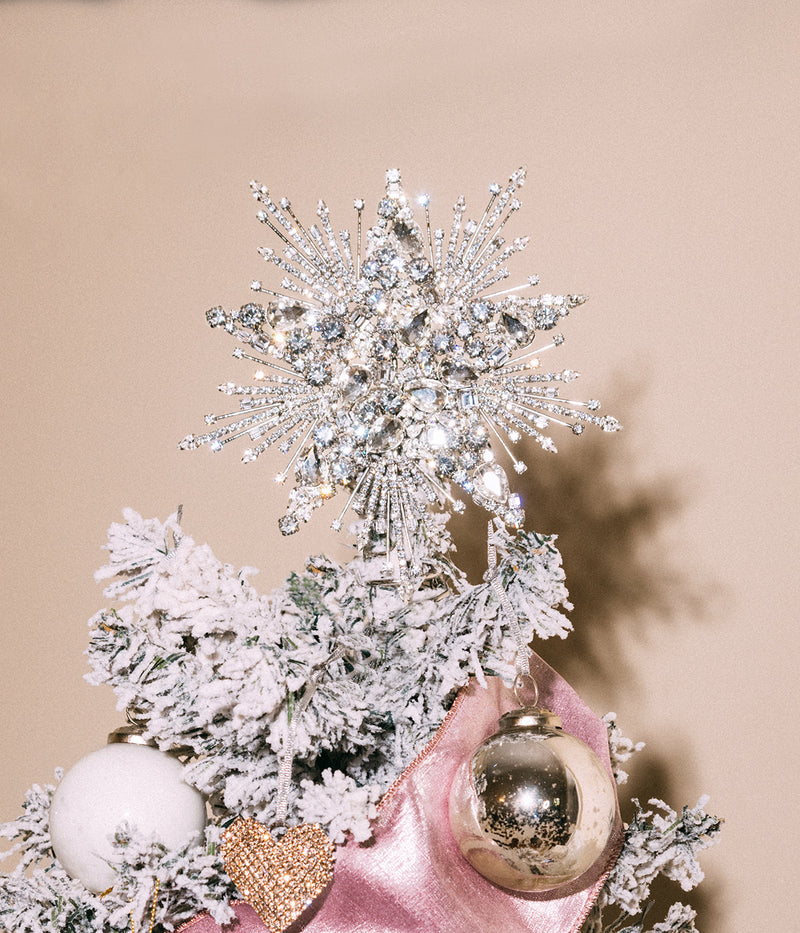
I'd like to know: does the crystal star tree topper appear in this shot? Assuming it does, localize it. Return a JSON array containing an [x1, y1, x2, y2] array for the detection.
[[181, 168, 619, 583]]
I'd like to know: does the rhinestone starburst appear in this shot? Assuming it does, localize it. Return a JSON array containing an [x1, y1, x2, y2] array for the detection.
[[181, 168, 619, 581]]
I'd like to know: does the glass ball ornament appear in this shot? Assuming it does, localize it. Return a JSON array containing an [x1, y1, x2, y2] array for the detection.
[[49, 726, 207, 893], [449, 705, 617, 892]]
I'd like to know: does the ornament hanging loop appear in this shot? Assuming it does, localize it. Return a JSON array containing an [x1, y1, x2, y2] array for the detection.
[[487, 521, 540, 705], [269, 822, 288, 841], [273, 644, 349, 830], [513, 671, 539, 708]]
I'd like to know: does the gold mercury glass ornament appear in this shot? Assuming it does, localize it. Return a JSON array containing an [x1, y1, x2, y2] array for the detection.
[[448, 677, 618, 892]]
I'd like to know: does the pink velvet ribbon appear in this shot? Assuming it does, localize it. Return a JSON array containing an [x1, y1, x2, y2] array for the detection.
[[177, 653, 622, 933]]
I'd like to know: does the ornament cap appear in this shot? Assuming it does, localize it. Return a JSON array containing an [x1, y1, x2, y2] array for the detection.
[[107, 723, 195, 759], [497, 706, 562, 731], [107, 724, 158, 747]]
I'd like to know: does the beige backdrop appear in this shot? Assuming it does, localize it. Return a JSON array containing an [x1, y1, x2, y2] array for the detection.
[[1, 3, 797, 932]]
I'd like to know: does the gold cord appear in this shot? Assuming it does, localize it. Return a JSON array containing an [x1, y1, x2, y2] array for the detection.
[[129, 879, 160, 933]]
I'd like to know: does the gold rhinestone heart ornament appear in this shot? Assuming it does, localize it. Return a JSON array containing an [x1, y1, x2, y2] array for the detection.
[[221, 818, 334, 932]]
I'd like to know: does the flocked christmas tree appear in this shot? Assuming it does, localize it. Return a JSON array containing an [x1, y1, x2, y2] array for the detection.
[[0, 169, 721, 933]]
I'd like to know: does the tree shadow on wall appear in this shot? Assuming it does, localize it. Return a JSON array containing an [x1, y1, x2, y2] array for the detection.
[[449, 388, 710, 694]]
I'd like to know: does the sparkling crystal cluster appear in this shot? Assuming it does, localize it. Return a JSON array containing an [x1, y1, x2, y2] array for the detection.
[[221, 819, 334, 933], [181, 168, 618, 581]]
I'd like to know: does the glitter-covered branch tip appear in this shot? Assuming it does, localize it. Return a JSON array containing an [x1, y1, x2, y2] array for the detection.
[[181, 168, 619, 583]]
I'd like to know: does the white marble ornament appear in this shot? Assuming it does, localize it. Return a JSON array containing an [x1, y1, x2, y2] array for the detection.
[[49, 742, 206, 893]]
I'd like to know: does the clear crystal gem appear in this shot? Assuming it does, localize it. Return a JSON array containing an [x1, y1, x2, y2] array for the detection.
[[380, 388, 404, 413], [338, 366, 371, 402], [286, 332, 309, 353], [471, 301, 491, 322], [296, 448, 322, 484], [270, 302, 307, 330], [319, 317, 344, 340], [238, 303, 265, 328], [433, 333, 451, 353], [502, 313, 528, 341], [425, 424, 454, 450], [378, 265, 399, 289], [307, 362, 331, 385], [278, 514, 299, 535], [206, 306, 227, 328], [367, 415, 403, 452], [466, 338, 484, 358], [352, 420, 370, 442], [377, 247, 400, 267], [406, 379, 447, 413], [331, 459, 355, 483], [376, 336, 396, 359], [314, 424, 335, 446], [408, 257, 433, 282], [442, 362, 477, 385], [466, 425, 489, 449], [404, 311, 428, 345], [533, 303, 560, 330], [487, 345, 510, 367], [248, 331, 270, 352], [473, 462, 509, 503]]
